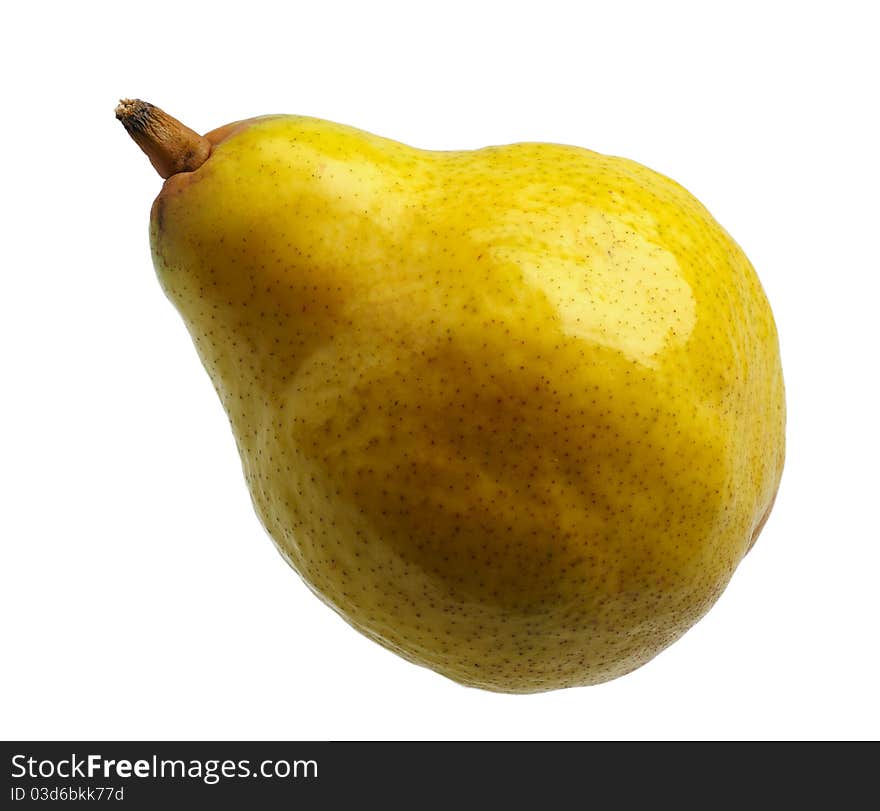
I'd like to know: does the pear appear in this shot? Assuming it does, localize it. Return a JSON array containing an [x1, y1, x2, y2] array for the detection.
[[118, 99, 784, 692]]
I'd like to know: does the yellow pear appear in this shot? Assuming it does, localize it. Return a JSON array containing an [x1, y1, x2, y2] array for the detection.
[[118, 100, 785, 692]]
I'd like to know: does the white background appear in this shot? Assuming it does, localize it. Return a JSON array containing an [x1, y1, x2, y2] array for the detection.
[[2, 1, 878, 741]]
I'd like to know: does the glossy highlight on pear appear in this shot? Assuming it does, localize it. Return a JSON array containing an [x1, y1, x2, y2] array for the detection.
[[118, 100, 785, 693]]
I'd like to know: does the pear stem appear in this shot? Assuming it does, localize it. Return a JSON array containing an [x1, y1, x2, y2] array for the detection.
[[115, 99, 211, 178]]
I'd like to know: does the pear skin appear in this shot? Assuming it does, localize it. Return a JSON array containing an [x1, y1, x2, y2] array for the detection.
[[120, 102, 785, 692]]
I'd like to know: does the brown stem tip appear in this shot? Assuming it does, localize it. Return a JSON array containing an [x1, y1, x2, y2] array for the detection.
[[115, 99, 211, 178]]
